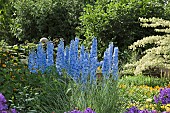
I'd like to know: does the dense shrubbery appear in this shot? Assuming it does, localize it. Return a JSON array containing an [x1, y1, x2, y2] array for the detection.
[[8, 0, 87, 44], [77, 0, 169, 60]]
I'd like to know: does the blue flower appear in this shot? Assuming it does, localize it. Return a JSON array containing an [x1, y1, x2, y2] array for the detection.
[[108, 43, 113, 74], [69, 40, 76, 77], [46, 41, 54, 67], [56, 40, 65, 75], [81, 51, 90, 84], [28, 50, 38, 73], [89, 37, 98, 83], [102, 49, 110, 78], [37, 43, 47, 73], [74, 38, 79, 61], [73, 38, 80, 81], [64, 46, 70, 73], [112, 47, 119, 80], [79, 45, 85, 72]]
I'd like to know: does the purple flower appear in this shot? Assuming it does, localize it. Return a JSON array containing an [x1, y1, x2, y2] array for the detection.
[[65, 108, 95, 113], [83, 108, 96, 113], [154, 88, 170, 104], [0, 93, 8, 111], [125, 106, 159, 113], [10, 108, 18, 113], [1, 111, 7, 113], [124, 106, 140, 113], [66, 110, 82, 113]]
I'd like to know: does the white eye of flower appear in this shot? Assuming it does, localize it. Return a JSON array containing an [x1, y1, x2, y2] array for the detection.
[[40, 37, 49, 43]]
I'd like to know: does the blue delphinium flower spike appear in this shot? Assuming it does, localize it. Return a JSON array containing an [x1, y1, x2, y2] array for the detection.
[[73, 38, 80, 81], [46, 41, 54, 67], [81, 51, 90, 84], [28, 50, 38, 73], [102, 49, 110, 78], [79, 45, 85, 74], [56, 40, 65, 75], [37, 43, 47, 73], [69, 40, 76, 77], [89, 37, 98, 83], [108, 42, 113, 74], [64, 46, 70, 73], [112, 47, 119, 80]]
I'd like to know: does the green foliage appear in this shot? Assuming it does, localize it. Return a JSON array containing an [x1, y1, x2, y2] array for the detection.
[[32, 68, 71, 113], [10, 0, 85, 44], [119, 75, 169, 87], [78, 0, 168, 59], [0, 0, 14, 44], [0, 42, 40, 112], [127, 17, 170, 76], [68, 78, 125, 113]]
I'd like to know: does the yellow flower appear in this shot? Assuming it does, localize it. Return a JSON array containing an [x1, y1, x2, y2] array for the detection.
[[10, 55, 14, 58], [161, 105, 165, 109], [3, 54, 7, 56], [155, 85, 160, 90], [2, 64, 6, 68], [97, 66, 102, 73], [145, 105, 149, 108], [12, 76, 15, 80], [165, 104, 170, 112], [146, 98, 152, 103], [14, 63, 17, 66], [119, 84, 126, 88], [167, 83, 170, 88]]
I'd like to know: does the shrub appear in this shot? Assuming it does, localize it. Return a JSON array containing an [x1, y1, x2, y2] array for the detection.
[[127, 17, 170, 77], [10, 0, 84, 44]]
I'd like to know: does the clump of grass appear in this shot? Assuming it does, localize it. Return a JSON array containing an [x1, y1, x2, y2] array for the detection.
[[31, 67, 71, 113], [68, 77, 126, 113]]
